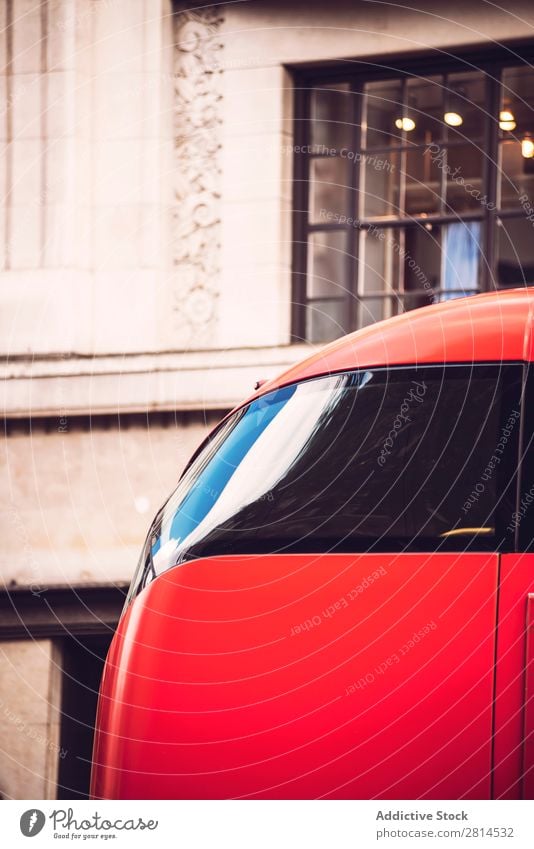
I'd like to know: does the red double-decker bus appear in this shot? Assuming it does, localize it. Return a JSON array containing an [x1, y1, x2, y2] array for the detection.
[[91, 288, 534, 800]]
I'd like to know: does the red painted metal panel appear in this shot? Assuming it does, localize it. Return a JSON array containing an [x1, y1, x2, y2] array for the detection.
[[493, 555, 534, 799], [522, 594, 534, 799], [244, 290, 534, 408], [91, 552, 497, 800]]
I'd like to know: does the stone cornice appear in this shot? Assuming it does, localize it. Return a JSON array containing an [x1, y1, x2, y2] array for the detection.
[[1, 345, 316, 417]]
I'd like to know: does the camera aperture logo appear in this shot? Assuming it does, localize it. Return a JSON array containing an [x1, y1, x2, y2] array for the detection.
[[20, 809, 46, 837], [20, 807, 159, 839]]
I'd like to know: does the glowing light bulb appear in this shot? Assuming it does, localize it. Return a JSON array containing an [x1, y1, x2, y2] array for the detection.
[[499, 109, 516, 131], [444, 112, 463, 127], [394, 116, 415, 132], [521, 137, 534, 159]]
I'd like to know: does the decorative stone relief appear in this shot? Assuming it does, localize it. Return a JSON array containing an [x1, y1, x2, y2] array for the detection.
[[172, 3, 224, 348]]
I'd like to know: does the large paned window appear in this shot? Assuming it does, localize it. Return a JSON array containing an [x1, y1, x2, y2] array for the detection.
[[292, 49, 534, 342]]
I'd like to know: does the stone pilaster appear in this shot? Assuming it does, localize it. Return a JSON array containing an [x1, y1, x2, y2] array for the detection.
[[172, 3, 224, 347]]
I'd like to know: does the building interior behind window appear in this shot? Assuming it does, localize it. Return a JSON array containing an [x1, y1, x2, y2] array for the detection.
[[300, 64, 534, 341]]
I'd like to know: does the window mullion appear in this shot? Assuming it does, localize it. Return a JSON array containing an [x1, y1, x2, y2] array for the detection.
[[349, 81, 363, 333], [484, 68, 500, 293], [291, 82, 310, 342]]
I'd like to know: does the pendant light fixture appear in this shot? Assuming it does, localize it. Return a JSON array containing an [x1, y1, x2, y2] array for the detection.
[[499, 109, 516, 132], [521, 135, 534, 159]]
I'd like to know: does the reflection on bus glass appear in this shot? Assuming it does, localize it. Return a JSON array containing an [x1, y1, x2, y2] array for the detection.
[[129, 364, 521, 602]]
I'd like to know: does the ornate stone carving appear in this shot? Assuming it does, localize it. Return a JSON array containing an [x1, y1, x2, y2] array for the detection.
[[172, 3, 223, 348]]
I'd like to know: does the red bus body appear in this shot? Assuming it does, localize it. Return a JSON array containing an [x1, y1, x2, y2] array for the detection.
[[91, 289, 534, 799]]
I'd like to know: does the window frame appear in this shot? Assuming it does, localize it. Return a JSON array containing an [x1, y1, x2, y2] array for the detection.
[[290, 40, 534, 342]]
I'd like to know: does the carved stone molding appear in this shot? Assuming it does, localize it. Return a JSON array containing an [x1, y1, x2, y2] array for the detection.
[[172, 3, 224, 348]]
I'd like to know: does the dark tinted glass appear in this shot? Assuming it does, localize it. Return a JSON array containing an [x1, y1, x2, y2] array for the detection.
[[518, 364, 534, 552], [128, 365, 521, 602]]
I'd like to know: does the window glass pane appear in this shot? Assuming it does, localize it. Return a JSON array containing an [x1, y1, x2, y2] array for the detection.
[[441, 221, 481, 294], [498, 67, 534, 209], [363, 80, 403, 148], [500, 66, 534, 141], [305, 299, 348, 342], [445, 144, 485, 212], [359, 297, 395, 327], [360, 150, 400, 218], [130, 365, 521, 598], [309, 155, 350, 223], [405, 75, 444, 146], [405, 147, 442, 215], [496, 216, 534, 288], [307, 231, 348, 298], [445, 71, 486, 141], [498, 139, 534, 209], [398, 291, 435, 313], [359, 226, 441, 305], [404, 225, 441, 296], [358, 227, 402, 295], [310, 83, 353, 151]]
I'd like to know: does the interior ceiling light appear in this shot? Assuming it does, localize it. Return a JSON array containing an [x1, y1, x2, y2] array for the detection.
[[444, 111, 463, 127], [395, 116, 416, 132], [521, 136, 534, 159], [499, 109, 516, 131]]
